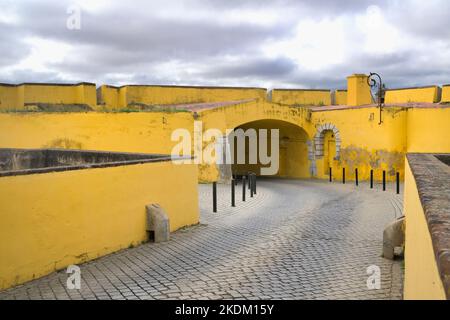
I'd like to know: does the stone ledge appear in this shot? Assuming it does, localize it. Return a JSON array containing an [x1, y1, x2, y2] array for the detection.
[[407, 153, 450, 299]]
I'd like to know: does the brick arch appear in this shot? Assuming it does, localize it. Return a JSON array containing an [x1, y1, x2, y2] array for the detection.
[[314, 123, 341, 160]]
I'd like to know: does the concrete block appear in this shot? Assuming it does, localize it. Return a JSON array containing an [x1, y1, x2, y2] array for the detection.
[[383, 216, 405, 260], [146, 204, 170, 243]]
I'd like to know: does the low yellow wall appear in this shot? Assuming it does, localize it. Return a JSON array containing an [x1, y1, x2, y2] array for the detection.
[[0, 112, 194, 155], [0, 83, 97, 111], [0, 160, 199, 290], [385, 86, 439, 104], [406, 107, 450, 153], [99, 85, 267, 109], [441, 85, 450, 103], [270, 89, 331, 106], [403, 159, 446, 299], [335, 90, 347, 105], [0, 84, 22, 110]]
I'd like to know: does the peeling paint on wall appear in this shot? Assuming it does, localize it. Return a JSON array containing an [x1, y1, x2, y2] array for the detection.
[[339, 145, 404, 179], [45, 138, 83, 150]]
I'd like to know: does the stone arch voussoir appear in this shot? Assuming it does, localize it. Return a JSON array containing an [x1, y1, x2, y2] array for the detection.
[[314, 123, 341, 160]]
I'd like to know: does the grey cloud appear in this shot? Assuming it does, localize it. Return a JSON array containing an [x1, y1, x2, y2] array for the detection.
[[0, 0, 449, 89], [200, 57, 297, 79]]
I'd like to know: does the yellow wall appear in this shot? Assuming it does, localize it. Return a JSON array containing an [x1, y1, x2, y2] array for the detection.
[[335, 90, 347, 105], [403, 159, 446, 299], [0, 160, 199, 290], [385, 86, 439, 104], [0, 112, 194, 155], [441, 85, 450, 103], [0, 83, 97, 111], [98, 85, 267, 109], [312, 106, 407, 181], [347, 74, 372, 106], [406, 107, 450, 153], [271, 89, 331, 106], [0, 102, 449, 184], [0, 85, 22, 110], [98, 85, 120, 110]]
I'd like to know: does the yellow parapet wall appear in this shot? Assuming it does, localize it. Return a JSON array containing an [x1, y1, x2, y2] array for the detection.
[[385, 86, 439, 104], [403, 158, 446, 299], [0, 112, 194, 155], [347, 74, 372, 106], [406, 107, 450, 153], [0, 160, 199, 290], [334, 90, 347, 105], [312, 106, 407, 182], [0, 84, 23, 110], [0, 83, 97, 111], [270, 89, 331, 106], [98, 84, 267, 109], [441, 85, 450, 103]]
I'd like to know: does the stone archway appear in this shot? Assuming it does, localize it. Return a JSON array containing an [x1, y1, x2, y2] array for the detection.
[[226, 119, 311, 179], [314, 123, 341, 160]]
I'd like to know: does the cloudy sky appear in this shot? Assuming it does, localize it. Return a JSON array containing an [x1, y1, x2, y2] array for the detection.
[[0, 0, 449, 89]]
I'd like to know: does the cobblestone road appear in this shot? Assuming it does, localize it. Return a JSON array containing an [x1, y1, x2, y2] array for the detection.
[[0, 179, 403, 300]]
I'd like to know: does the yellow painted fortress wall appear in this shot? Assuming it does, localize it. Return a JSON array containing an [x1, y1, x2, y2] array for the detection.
[[403, 159, 446, 300], [0, 83, 97, 110], [441, 85, 450, 103], [0, 161, 199, 290], [24, 84, 78, 104], [312, 106, 407, 181], [0, 85, 22, 110], [0, 112, 194, 155], [270, 89, 331, 106], [98, 85, 120, 110], [76, 83, 97, 107], [347, 74, 372, 106], [406, 107, 450, 153], [335, 90, 347, 105], [122, 85, 266, 106], [385, 86, 439, 104]]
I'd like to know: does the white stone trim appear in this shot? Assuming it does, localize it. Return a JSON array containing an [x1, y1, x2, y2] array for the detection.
[[314, 123, 341, 160]]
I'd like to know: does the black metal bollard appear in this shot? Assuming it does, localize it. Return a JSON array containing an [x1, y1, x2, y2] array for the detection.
[[231, 179, 235, 207], [250, 175, 254, 198], [329, 167, 332, 182], [213, 182, 217, 213], [253, 174, 257, 195], [342, 168, 346, 184], [242, 176, 246, 202], [370, 170, 374, 189], [355, 168, 359, 186], [248, 173, 251, 190], [382, 171, 386, 191], [396, 172, 400, 194]]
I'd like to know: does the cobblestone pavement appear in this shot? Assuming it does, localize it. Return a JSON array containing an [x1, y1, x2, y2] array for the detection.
[[0, 179, 404, 300]]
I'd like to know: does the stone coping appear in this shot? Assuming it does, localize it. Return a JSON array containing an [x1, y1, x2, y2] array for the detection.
[[407, 153, 450, 299], [309, 102, 450, 112], [0, 148, 190, 177], [103, 84, 267, 90], [385, 85, 438, 91], [0, 82, 95, 87], [271, 88, 331, 92]]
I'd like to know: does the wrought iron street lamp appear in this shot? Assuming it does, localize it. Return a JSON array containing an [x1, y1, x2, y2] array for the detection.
[[367, 72, 384, 125]]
